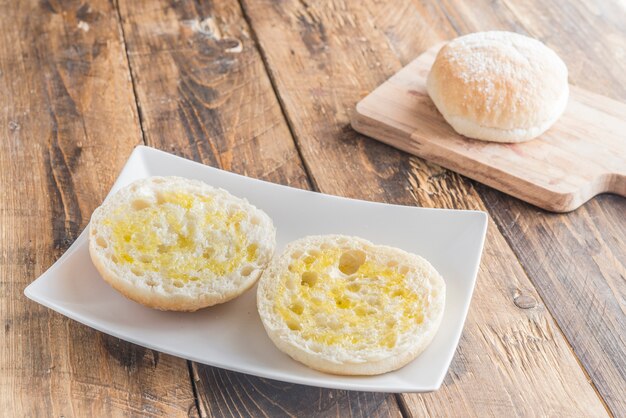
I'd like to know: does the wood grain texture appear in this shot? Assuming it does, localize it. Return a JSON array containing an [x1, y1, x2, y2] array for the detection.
[[192, 364, 400, 418], [383, 0, 626, 413], [115, 0, 401, 416], [240, 0, 609, 415], [117, 0, 309, 187], [478, 188, 626, 414], [0, 0, 195, 415], [352, 44, 626, 212]]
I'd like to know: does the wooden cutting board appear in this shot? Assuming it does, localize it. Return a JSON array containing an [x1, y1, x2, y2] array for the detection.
[[351, 44, 626, 212]]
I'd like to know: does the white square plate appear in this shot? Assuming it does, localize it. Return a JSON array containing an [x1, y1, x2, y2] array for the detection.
[[25, 146, 487, 393]]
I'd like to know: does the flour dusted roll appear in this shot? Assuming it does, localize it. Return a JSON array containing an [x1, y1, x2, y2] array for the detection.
[[427, 31, 569, 143], [257, 235, 445, 375], [89, 176, 276, 311]]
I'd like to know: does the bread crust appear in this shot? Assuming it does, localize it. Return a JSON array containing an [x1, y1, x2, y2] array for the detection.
[[89, 176, 276, 311], [426, 31, 569, 143], [257, 235, 445, 375]]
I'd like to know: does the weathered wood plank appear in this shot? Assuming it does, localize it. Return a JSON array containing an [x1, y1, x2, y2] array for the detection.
[[116, 0, 402, 416], [405, 0, 626, 412], [192, 364, 400, 418], [478, 191, 626, 411], [117, 0, 309, 187], [240, 0, 609, 415], [0, 0, 195, 415]]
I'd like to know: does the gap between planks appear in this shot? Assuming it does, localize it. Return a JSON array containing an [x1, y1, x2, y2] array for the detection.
[[237, 0, 321, 193], [188, 361, 207, 418], [113, 0, 149, 145], [113, 0, 208, 416], [394, 393, 413, 418]]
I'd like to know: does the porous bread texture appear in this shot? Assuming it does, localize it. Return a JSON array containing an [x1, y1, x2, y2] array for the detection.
[[257, 235, 446, 375], [426, 31, 569, 143], [89, 176, 276, 311]]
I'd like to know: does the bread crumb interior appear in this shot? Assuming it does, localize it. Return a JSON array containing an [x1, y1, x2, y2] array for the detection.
[[274, 246, 427, 350]]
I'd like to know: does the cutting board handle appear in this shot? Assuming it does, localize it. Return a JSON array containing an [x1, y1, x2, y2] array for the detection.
[[607, 173, 626, 197]]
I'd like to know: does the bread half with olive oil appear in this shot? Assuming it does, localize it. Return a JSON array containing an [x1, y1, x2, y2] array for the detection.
[[89, 176, 276, 311], [257, 235, 445, 375]]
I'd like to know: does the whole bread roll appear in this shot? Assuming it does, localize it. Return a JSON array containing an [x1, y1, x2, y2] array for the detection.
[[426, 31, 569, 143], [257, 235, 445, 375], [89, 176, 276, 311]]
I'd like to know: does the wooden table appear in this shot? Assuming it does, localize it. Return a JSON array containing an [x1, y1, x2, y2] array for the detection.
[[2, 0, 624, 416]]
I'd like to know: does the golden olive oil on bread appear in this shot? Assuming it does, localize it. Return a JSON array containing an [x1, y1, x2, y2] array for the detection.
[[257, 235, 445, 375], [89, 176, 276, 311]]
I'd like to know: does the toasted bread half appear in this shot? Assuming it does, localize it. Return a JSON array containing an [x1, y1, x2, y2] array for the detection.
[[89, 176, 276, 311], [257, 235, 445, 375]]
